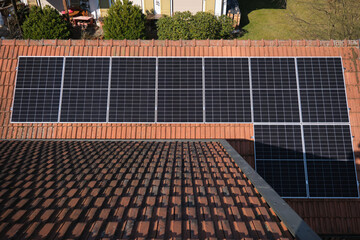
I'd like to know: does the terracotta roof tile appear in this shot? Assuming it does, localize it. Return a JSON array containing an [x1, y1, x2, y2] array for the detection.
[[0, 140, 293, 239]]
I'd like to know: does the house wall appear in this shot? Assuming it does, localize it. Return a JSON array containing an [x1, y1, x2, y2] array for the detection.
[[173, 0, 202, 14]]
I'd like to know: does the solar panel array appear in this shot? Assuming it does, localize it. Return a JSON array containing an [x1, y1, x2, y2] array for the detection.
[[12, 56, 359, 198]]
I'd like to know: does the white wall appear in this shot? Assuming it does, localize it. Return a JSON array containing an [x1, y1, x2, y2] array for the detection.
[[173, 0, 202, 14]]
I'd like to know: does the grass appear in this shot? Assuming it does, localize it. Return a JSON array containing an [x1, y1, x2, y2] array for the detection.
[[238, 0, 312, 40]]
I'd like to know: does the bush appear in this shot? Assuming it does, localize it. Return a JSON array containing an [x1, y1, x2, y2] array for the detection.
[[157, 11, 234, 40], [157, 11, 193, 40], [190, 12, 219, 39], [22, 6, 70, 39], [103, 0, 146, 39], [218, 15, 234, 39]]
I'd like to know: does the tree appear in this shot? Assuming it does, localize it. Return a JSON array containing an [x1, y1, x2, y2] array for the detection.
[[103, 0, 146, 40], [157, 11, 193, 40], [22, 6, 70, 39], [288, 0, 360, 39]]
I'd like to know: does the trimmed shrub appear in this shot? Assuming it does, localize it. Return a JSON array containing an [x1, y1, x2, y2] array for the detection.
[[22, 6, 70, 39], [218, 15, 234, 39], [103, 0, 146, 39], [157, 11, 234, 40], [189, 12, 220, 39]]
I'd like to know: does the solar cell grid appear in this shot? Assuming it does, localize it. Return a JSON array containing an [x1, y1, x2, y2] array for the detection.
[[256, 160, 307, 197], [307, 161, 358, 197], [157, 89, 203, 122], [60, 89, 108, 122], [204, 58, 250, 89], [12, 89, 61, 122], [63, 57, 110, 88], [251, 58, 297, 89], [252, 89, 300, 122], [303, 125, 353, 160], [109, 89, 155, 122], [158, 58, 203, 89], [297, 58, 344, 89], [300, 89, 349, 122], [205, 90, 251, 122], [111, 58, 156, 89], [254, 125, 303, 160]]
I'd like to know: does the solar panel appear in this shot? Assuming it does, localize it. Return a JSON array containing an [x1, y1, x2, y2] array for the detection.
[[63, 57, 110, 88], [12, 89, 61, 122], [300, 89, 349, 122], [111, 58, 156, 88], [157, 90, 203, 122], [252, 89, 300, 122], [303, 125, 353, 160], [251, 58, 297, 89], [12, 57, 64, 122], [60, 89, 108, 122], [297, 58, 345, 89], [254, 125, 303, 160], [15, 57, 63, 88], [204, 58, 250, 89], [158, 58, 203, 89], [109, 90, 155, 122], [205, 90, 251, 122], [257, 160, 307, 197], [307, 161, 358, 197]]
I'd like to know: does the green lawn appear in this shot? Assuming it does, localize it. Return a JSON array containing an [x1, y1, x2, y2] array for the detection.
[[238, 0, 312, 40]]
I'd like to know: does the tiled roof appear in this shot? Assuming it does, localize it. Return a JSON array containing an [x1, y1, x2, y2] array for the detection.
[[0, 39, 360, 236], [0, 140, 297, 239]]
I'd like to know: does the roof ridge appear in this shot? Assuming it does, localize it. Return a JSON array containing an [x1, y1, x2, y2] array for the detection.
[[0, 39, 359, 47]]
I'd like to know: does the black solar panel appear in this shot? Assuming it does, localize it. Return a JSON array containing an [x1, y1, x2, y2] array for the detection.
[[251, 58, 297, 89], [204, 58, 250, 89], [307, 161, 358, 197], [16, 57, 63, 88], [257, 160, 307, 197], [254, 125, 303, 160], [111, 58, 156, 89], [60, 89, 108, 122], [157, 90, 203, 122], [205, 90, 251, 122], [109, 90, 155, 122], [297, 58, 344, 89], [12, 89, 60, 122], [303, 125, 353, 160], [158, 58, 203, 89], [300, 89, 349, 122], [252, 89, 300, 122], [63, 57, 110, 88]]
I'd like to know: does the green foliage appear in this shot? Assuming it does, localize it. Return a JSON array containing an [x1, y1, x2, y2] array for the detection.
[[190, 12, 219, 39], [22, 6, 70, 39], [157, 11, 234, 40], [218, 15, 234, 39], [103, 0, 146, 40]]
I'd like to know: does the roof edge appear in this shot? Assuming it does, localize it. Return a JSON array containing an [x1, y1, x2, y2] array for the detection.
[[0, 39, 359, 48], [220, 139, 321, 240]]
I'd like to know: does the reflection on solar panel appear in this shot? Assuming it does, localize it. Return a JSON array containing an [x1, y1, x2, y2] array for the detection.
[[12, 56, 359, 198], [12, 57, 63, 122], [257, 160, 307, 197]]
